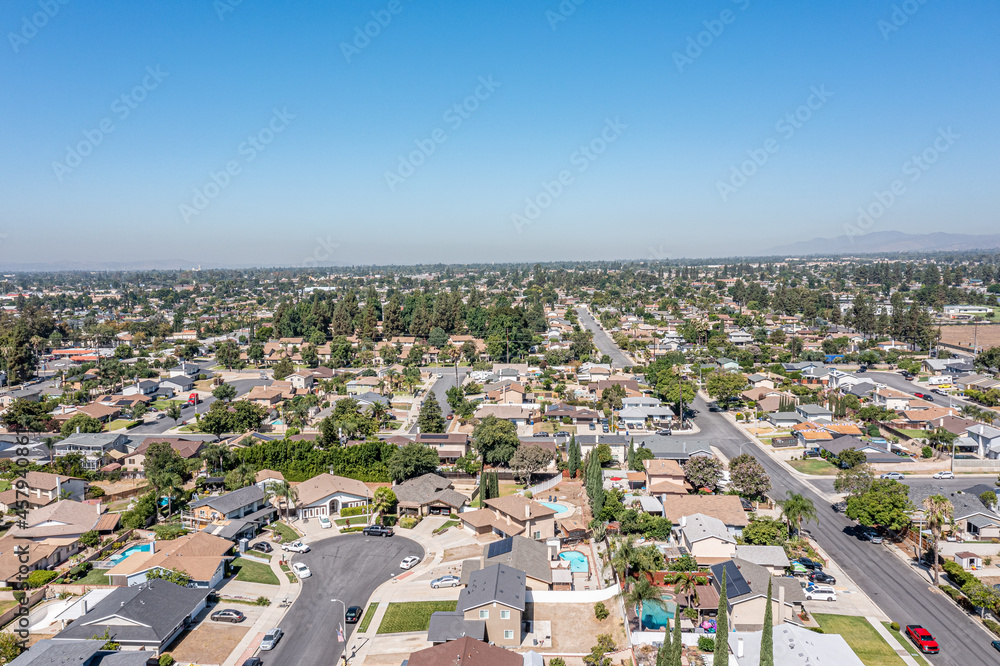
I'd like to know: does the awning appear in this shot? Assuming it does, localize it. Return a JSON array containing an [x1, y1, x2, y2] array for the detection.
[[966, 514, 998, 529]]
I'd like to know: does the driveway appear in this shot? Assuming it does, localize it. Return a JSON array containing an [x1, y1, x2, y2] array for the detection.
[[261, 534, 424, 666]]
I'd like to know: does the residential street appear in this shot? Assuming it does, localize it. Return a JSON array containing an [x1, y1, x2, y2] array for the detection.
[[263, 534, 424, 666], [575, 306, 631, 368], [407, 367, 469, 434]]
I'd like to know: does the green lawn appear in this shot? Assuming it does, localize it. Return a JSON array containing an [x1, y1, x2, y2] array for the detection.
[[334, 516, 369, 526], [896, 429, 928, 439], [231, 558, 279, 585], [358, 603, 379, 632], [815, 614, 906, 666], [103, 419, 133, 431], [788, 459, 839, 476], [151, 399, 182, 410], [377, 601, 457, 634], [433, 520, 460, 534], [0, 480, 10, 492], [881, 622, 931, 666], [269, 522, 299, 542], [0, 599, 18, 615], [74, 568, 111, 586]]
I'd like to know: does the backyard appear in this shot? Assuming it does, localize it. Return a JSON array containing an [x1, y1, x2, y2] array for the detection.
[[231, 558, 278, 585], [72, 568, 111, 586], [377, 601, 457, 634], [815, 614, 908, 666]]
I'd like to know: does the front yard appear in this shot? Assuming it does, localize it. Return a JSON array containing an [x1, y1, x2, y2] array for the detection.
[[268, 521, 300, 542], [231, 558, 278, 585], [788, 459, 839, 476], [815, 614, 907, 666], [377, 601, 457, 634]]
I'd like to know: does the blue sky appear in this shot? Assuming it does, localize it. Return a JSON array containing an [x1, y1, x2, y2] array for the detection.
[[1, 0, 998, 267]]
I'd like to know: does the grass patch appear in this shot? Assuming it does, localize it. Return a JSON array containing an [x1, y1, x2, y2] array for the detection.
[[103, 419, 133, 431], [881, 622, 931, 666], [151, 399, 182, 410], [788, 459, 839, 476], [231, 558, 279, 585], [268, 522, 299, 542], [73, 568, 111, 586], [433, 520, 460, 534], [0, 480, 10, 492], [334, 516, 369, 527], [815, 614, 906, 666], [896, 429, 928, 439], [377, 601, 457, 634], [0, 599, 18, 615], [358, 603, 379, 632]]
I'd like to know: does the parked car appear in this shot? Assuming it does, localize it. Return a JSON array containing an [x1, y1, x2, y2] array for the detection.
[[602, 425, 610, 433], [880, 472, 905, 480], [589, 423, 596, 430], [282, 541, 310, 553], [431, 575, 461, 588], [211, 609, 246, 623], [260, 628, 283, 651], [857, 365, 867, 373], [924, 394, 935, 402], [532, 432, 549, 437], [556, 431, 570, 437], [362, 525, 394, 537], [914, 392, 927, 399], [400, 556, 420, 569], [860, 529, 883, 544], [809, 571, 836, 585], [435, 373, 443, 378], [905, 625, 940, 654], [932, 470, 955, 480], [345, 606, 363, 623], [319, 516, 332, 529], [796, 558, 823, 571], [831, 501, 847, 513], [804, 584, 837, 602], [252, 541, 273, 554], [932, 388, 949, 396], [991, 639, 1000, 653], [292, 562, 311, 579], [656, 429, 673, 436], [242, 659, 263, 666], [446, 414, 454, 420]]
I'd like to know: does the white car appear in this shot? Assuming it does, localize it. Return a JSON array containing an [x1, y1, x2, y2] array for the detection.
[[435, 373, 443, 378], [260, 628, 283, 650], [281, 541, 310, 553], [880, 472, 905, 480], [932, 471, 954, 480], [292, 562, 311, 579], [804, 584, 837, 602], [319, 516, 332, 529], [400, 556, 420, 570]]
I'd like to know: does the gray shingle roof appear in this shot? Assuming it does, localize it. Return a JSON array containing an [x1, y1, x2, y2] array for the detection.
[[393, 474, 469, 510], [481, 536, 552, 584], [635, 436, 714, 460], [426, 611, 486, 643], [189, 485, 265, 514], [459, 564, 526, 612], [909, 483, 1000, 521], [9, 639, 154, 665]]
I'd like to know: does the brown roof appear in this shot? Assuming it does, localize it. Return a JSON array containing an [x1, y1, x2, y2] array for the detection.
[[293, 473, 369, 507], [10, 500, 101, 538], [255, 469, 285, 483], [662, 495, 748, 527], [483, 495, 556, 520], [0, 534, 59, 583], [644, 459, 685, 477], [94, 513, 121, 532], [460, 509, 497, 528], [406, 636, 522, 666], [649, 480, 689, 494], [106, 531, 232, 581], [25, 471, 83, 491], [133, 438, 205, 458]]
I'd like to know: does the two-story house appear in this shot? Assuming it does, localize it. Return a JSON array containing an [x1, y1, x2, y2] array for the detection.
[[431, 563, 526, 647], [461, 495, 557, 540], [183, 486, 276, 540], [55, 433, 130, 471], [679, 514, 737, 565], [0, 471, 87, 511], [643, 458, 689, 495], [414, 433, 470, 464], [123, 438, 206, 479]]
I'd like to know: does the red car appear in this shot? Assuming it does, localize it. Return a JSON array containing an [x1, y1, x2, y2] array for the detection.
[[905, 625, 939, 654]]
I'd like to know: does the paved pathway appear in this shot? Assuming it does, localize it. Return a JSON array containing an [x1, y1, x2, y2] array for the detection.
[[866, 616, 922, 666]]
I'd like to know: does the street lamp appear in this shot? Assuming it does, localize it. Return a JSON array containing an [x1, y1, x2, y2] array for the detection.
[[331, 598, 348, 657]]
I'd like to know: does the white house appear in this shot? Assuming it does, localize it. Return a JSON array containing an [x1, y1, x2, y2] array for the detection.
[[966, 424, 1000, 459], [293, 473, 370, 519]]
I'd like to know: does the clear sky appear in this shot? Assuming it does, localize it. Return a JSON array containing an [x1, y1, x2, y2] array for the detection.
[[1, 0, 998, 268]]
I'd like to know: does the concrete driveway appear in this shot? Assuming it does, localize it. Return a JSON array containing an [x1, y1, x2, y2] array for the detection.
[[260, 534, 424, 666]]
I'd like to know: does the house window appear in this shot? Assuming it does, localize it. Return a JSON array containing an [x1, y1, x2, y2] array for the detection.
[[504, 630, 514, 640], [533, 531, 541, 539], [479, 610, 489, 619], [500, 610, 510, 620]]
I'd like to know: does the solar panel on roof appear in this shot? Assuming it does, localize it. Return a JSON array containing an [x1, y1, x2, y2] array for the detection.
[[487, 538, 513, 559], [721, 561, 752, 598]]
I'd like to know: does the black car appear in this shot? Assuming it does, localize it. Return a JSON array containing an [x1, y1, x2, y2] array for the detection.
[[831, 501, 847, 513], [992, 639, 1000, 653], [242, 659, 263, 666], [345, 606, 363, 623], [809, 571, 836, 585], [252, 541, 273, 553], [797, 558, 823, 571], [556, 431, 570, 437], [362, 524, 394, 537]]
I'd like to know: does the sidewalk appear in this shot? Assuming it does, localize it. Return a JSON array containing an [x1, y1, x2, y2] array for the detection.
[[222, 549, 300, 666], [866, 616, 922, 666]]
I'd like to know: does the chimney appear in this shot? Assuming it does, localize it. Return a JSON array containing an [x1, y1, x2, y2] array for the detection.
[[525, 503, 531, 519], [737, 637, 744, 658], [56, 476, 62, 499], [777, 584, 785, 624]]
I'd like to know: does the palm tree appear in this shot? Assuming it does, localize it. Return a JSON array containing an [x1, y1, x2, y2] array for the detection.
[[923, 494, 954, 585], [611, 537, 637, 589], [370, 401, 389, 428], [673, 574, 701, 620], [159, 472, 183, 518], [778, 491, 817, 536], [167, 403, 183, 426], [624, 575, 665, 629], [272, 481, 298, 521]]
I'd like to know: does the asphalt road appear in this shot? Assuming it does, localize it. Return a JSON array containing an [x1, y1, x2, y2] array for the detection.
[[262, 534, 424, 666], [811, 474, 998, 497], [127, 377, 272, 436], [408, 367, 470, 434], [575, 306, 631, 368], [690, 395, 993, 665], [865, 371, 983, 412]]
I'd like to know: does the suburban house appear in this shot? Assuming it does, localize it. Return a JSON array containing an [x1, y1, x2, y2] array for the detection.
[[576, 435, 629, 465], [292, 473, 370, 519], [711, 559, 805, 631], [9, 639, 155, 665], [461, 536, 553, 591], [52, 580, 210, 654], [635, 436, 715, 462], [414, 433, 470, 463], [728, 624, 865, 666], [661, 495, 748, 536], [485, 381, 531, 404], [55, 433, 130, 471], [105, 531, 232, 588], [473, 404, 537, 426], [643, 458, 689, 495], [814, 435, 901, 464], [0, 501, 102, 586], [545, 403, 600, 424], [287, 371, 314, 391], [123, 438, 206, 479], [122, 380, 159, 396], [461, 496, 557, 540], [0, 471, 87, 510], [406, 636, 522, 666], [679, 514, 737, 565], [734, 545, 790, 575], [795, 404, 833, 422], [393, 473, 469, 516], [965, 424, 1000, 459], [457, 564, 526, 647], [909, 483, 1000, 540], [159, 375, 194, 395], [183, 486, 277, 540], [872, 388, 911, 411], [254, 469, 286, 491]]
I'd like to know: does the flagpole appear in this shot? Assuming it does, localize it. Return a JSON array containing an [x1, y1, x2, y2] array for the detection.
[[331, 598, 347, 657]]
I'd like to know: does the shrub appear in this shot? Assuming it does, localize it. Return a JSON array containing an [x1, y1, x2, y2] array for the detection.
[[79, 530, 100, 549], [159, 655, 175, 666], [398, 516, 420, 529], [340, 506, 374, 517], [255, 596, 270, 606], [380, 514, 398, 527], [26, 570, 58, 588], [548, 659, 566, 666], [697, 636, 715, 651], [524, 491, 533, 499], [984, 618, 1000, 637], [921, 446, 933, 459], [593, 601, 609, 620], [890, 621, 900, 631]]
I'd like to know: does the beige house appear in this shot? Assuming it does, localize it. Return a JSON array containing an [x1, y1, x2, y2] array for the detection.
[[1, 500, 102, 586], [293, 473, 370, 519], [122, 438, 205, 479], [712, 559, 805, 631], [414, 433, 470, 463], [661, 495, 749, 535], [734, 545, 790, 575], [643, 458, 689, 495], [679, 514, 737, 565], [0, 471, 87, 511], [459, 564, 526, 647], [461, 495, 556, 540], [106, 531, 232, 588]]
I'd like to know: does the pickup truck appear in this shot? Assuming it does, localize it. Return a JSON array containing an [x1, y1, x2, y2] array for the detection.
[[362, 525, 394, 537]]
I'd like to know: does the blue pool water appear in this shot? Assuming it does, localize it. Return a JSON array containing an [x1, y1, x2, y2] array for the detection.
[[110, 543, 153, 564], [558, 551, 589, 573], [539, 501, 570, 516], [640, 597, 677, 630]]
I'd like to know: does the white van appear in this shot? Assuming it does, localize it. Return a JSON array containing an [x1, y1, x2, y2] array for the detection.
[[805, 584, 837, 602], [927, 375, 952, 387]]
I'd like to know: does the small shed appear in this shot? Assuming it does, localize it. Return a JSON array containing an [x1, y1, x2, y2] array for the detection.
[[551, 568, 572, 591], [954, 551, 983, 570]]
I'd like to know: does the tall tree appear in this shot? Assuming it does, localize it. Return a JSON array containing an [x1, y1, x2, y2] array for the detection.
[[923, 494, 954, 585], [760, 577, 774, 666], [416, 391, 446, 433], [714, 568, 729, 664], [670, 612, 682, 666], [778, 491, 817, 535]]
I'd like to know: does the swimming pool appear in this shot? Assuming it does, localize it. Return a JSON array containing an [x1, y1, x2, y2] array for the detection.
[[109, 543, 153, 564], [640, 596, 677, 630], [558, 551, 589, 573], [539, 501, 571, 517]]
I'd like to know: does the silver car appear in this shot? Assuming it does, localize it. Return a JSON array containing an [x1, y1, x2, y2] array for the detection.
[[260, 628, 282, 651], [431, 575, 461, 588]]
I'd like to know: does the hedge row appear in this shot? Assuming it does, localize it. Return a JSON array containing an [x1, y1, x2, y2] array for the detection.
[[340, 506, 374, 517]]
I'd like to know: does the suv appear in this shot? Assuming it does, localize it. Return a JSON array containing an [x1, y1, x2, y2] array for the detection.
[[362, 525, 394, 537], [252, 541, 273, 554], [804, 584, 837, 602], [796, 558, 823, 571], [905, 625, 940, 654]]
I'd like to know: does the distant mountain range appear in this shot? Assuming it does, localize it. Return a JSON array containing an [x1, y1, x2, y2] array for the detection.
[[764, 231, 1000, 257], [0, 259, 204, 272]]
